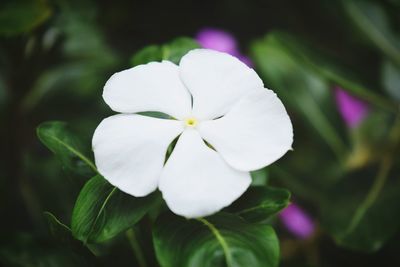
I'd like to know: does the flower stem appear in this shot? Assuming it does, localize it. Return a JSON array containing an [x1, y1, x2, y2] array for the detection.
[[346, 110, 400, 234], [126, 228, 147, 267], [346, 156, 392, 234]]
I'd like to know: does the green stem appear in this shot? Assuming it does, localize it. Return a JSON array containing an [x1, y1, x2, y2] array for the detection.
[[196, 218, 233, 267], [346, 111, 400, 234], [126, 228, 147, 267], [346, 156, 392, 234]]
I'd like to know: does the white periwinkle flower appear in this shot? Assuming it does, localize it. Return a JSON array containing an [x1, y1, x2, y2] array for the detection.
[[92, 49, 293, 218]]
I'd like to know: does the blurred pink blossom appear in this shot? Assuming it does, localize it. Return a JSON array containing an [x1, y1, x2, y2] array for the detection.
[[195, 27, 252, 67], [334, 87, 369, 128], [279, 203, 315, 239], [196, 28, 238, 55]]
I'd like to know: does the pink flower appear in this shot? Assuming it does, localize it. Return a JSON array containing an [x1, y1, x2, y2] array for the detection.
[[334, 87, 369, 128], [279, 203, 315, 239], [196, 28, 238, 55], [196, 28, 252, 67]]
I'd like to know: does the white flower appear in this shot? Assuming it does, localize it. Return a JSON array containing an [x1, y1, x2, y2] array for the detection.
[[92, 49, 293, 218]]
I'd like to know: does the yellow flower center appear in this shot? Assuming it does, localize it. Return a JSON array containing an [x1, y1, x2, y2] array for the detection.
[[184, 117, 198, 128]]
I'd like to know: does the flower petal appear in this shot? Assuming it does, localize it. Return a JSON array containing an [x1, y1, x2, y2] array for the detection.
[[92, 114, 184, 197], [159, 129, 251, 218], [103, 61, 191, 119], [179, 49, 263, 120], [198, 89, 293, 171]]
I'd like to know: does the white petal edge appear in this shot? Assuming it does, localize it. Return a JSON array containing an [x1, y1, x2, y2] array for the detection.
[[159, 129, 251, 218], [179, 49, 263, 120], [103, 61, 192, 120], [198, 88, 293, 172], [92, 114, 184, 197]]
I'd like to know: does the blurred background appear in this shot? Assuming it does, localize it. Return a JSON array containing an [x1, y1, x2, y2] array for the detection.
[[1, 0, 399, 266]]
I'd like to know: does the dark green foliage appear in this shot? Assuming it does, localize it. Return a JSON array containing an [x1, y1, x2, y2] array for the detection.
[[37, 121, 96, 177], [228, 186, 291, 223], [71, 175, 159, 244], [2, 0, 400, 266], [153, 213, 279, 267], [0, 0, 52, 36], [131, 37, 200, 66]]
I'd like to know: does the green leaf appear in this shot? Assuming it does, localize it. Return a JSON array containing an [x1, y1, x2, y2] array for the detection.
[[130, 37, 200, 66], [130, 45, 163, 66], [343, 0, 400, 65], [228, 186, 291, 223], [251, 33, 347, 160], [0, 0, 52, 36], [20, 2, 119, 111], [37, 121, 96, 177], [320, 117, 400, 252], [259, 31, 395, 111], [71, 175, 159, 244], [154, 213, 279, 267], [382, 60, 400, 101], [320, 166, 400, 252], [250, 168, 269, 186], [44, 212, 75, 244], [44, 212, 94, 258], [162, 37, 200, 64]]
